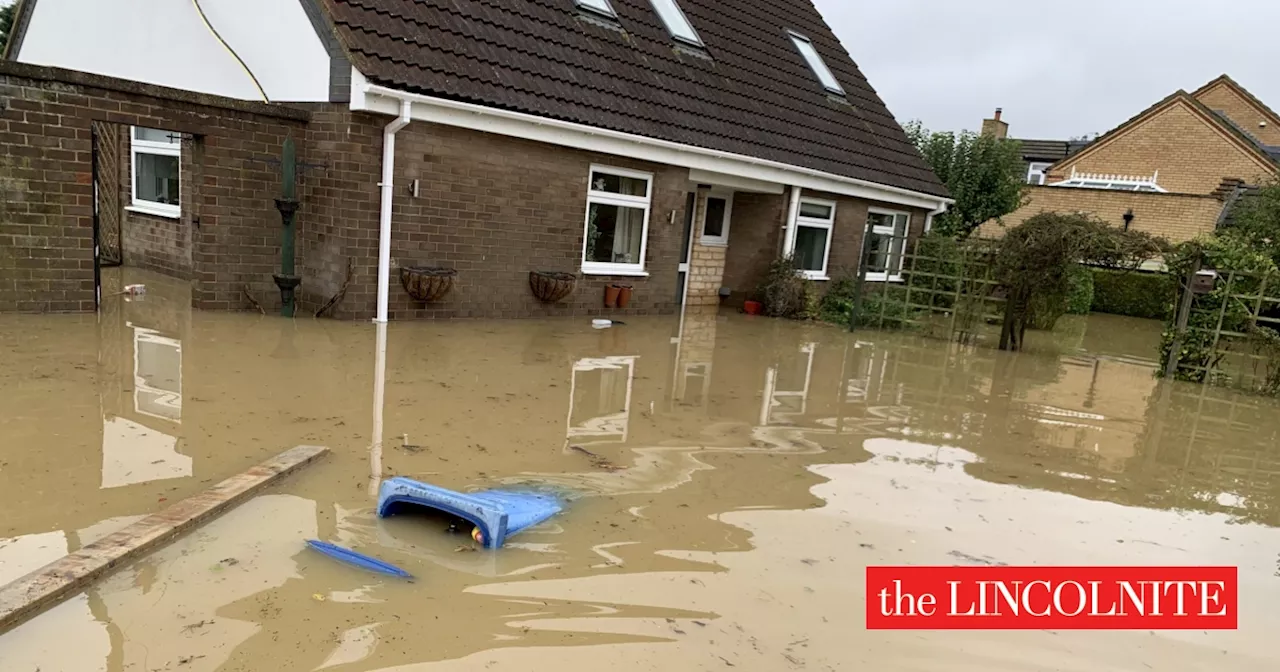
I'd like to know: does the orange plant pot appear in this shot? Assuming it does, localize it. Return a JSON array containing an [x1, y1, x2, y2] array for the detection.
[[604, 284, 621, 308]]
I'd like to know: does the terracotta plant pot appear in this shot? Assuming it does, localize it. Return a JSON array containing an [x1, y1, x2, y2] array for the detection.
[[743, 300, 763, 315], [529, 270, 576, 303], [604, 284, 621, 308], [400, 266, 457, 303], [615, 284, 633, 309]]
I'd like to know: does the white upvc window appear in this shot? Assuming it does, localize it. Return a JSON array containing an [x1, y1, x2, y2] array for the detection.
[[791, 198, 836, 280], [699, 188, 734, 246], [863, 208, 911, 282], [649, 0, 702, 46], [576, 0, 616, 17], [788, 31, 844, 95], [1027, 162, 1052, 185], [582, 165, 653, 276], [129, 127, 181, 218]]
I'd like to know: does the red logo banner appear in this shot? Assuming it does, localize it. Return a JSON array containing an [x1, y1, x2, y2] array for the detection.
[[866, 566, 1237, 630]]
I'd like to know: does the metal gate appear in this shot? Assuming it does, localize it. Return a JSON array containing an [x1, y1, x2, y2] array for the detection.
[[92, 121, 123, 267]]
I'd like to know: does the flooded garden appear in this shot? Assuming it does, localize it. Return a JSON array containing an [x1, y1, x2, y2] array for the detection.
[[2, 267, 1280, 671]]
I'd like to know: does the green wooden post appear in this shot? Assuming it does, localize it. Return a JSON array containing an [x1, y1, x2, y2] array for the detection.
[[272, 138, 301, 317]]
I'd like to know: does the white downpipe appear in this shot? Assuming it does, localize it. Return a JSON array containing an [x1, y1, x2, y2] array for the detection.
[[368, 320, 387, 498], [375, 99, 413, 323], [924, 203, 948, 234], [782, 186, 802, 257]]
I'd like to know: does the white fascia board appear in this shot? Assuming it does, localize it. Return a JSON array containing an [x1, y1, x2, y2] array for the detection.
[[351, 75, 952, 211]]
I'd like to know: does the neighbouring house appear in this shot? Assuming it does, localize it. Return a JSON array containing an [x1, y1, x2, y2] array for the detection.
[[979, 75, 1280, 245], [0, 0, 950, 319]]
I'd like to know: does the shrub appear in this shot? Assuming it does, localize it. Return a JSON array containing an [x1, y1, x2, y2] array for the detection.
[[757, 255, 815, 319], [1065, 265, 1094, 315], [818, 271, 915, 329], [1090, 268, 1175, 320]]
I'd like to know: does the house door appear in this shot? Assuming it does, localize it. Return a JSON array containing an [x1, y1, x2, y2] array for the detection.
[[675, 192, 696, 305]]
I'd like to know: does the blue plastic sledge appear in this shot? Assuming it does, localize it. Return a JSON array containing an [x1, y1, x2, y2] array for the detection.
[[376, 477, 563, 549], [305, 539, 413, 578]]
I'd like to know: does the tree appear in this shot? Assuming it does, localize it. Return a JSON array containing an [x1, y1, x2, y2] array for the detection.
[[903, 120, 1028, 239], [1219, 179, 1280, 268], [0, 3, 14, 55]]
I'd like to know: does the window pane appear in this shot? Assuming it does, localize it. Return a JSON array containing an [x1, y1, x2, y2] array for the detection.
[[591, 171, 648, 197], [135, 153, 180, 206], [867, 211, 895, 231], [576, 0, 615, 16], [894, 213, 910, 236], [649, 0, 701, 44], [135, 127, 179, 145], [790, 34, 843, 93], [865, 232, 890, 273], [799, 201, 832, 220], [794, 225, 828, 272], [703, 196, 727, 238], [586, 203, 645, 265]]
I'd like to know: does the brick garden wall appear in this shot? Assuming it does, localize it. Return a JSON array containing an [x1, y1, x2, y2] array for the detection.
[[0, 62, 309, 313], [978, 185, 1224, 243]]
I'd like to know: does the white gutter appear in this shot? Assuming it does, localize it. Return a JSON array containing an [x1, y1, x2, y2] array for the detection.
[[352, 72, 953, 212], [374, 99, 412, 323]]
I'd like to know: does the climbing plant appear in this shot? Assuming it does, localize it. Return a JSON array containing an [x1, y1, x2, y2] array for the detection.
[[994, 212, 1166, 351], [1160, 234, 1278, 384]]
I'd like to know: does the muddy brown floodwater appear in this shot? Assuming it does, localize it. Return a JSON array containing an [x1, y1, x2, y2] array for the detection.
[[2, 267, 1280, 671]]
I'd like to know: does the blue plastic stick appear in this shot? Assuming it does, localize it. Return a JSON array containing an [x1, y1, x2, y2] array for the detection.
[[305, 539, 412, 578]]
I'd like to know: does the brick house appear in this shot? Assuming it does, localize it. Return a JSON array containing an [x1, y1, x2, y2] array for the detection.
[[980, 75, 1280, 244], [0, 0, 950, 319]]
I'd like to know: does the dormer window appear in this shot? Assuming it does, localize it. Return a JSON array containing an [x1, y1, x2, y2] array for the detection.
[[576, 0, 617, 18], [649, 0, 702, 46], [789, 31, 844, 95]]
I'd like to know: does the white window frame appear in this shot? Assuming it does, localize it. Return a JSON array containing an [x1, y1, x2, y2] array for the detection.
[[576, 0, 616, 18], [699, 187, 734, 247], [790, 197, 836, 281], [863, 207, 911, 283], [581, 164, 653, 277], [128, 126, 181, 219], [649, 0, 703, 46], [1027, 162, 1051, 185], [788, 31, 845, 95]]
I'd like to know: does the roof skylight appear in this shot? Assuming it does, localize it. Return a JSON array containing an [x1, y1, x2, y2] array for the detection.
[[789, 31, 844, 95], [649, 0, 702, 46], [576, 0, 617, 17]]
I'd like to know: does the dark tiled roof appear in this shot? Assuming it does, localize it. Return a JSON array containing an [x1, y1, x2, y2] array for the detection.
[[1017, 139, 1070, 162], [321, 0, 948, 198]]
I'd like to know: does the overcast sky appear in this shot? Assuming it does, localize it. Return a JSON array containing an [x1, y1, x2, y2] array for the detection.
[[816, 0, 1279, 140]]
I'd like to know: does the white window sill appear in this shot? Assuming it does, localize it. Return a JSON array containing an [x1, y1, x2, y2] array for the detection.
[[699, 239, 729, 248], [581, 264, 649, 277], [864, 273, 904, 283], [802, 274, 830, 281], [126, 204, 180, 219]]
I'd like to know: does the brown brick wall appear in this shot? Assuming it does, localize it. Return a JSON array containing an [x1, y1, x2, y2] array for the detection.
[[721, 189, 928, 305], [334, 115, 691, 320], [118, 127, 194, 280], [977, 185, 1223, 243], [0, 62, 308, 314], [1195, 83, 1280, 146], [1048, 100, 1275, 195]]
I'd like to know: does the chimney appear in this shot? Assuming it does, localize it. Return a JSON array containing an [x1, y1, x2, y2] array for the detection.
[[981, 108, 1009, 140]]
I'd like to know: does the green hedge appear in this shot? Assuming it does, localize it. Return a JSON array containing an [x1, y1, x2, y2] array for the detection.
[[1090, 268, 1175, 320]]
